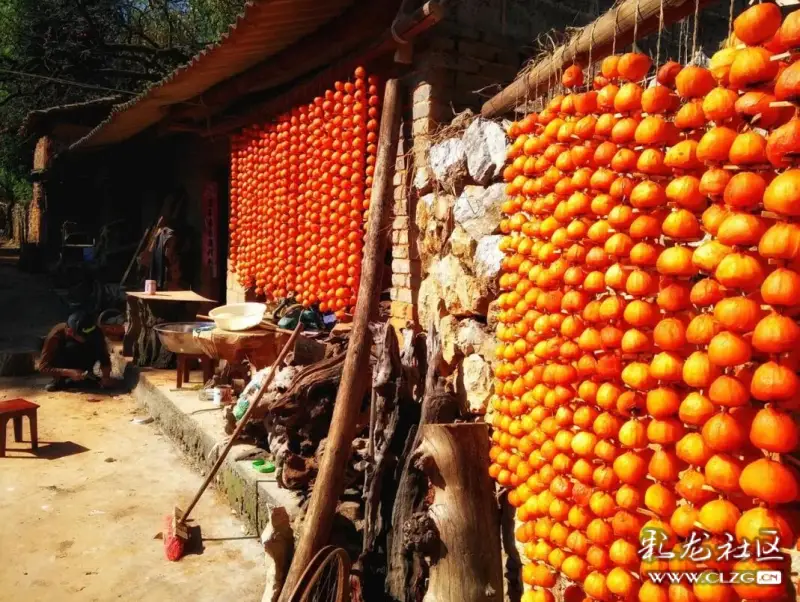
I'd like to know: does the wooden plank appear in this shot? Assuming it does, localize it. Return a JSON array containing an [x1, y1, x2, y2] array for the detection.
[[481, 0, 721, 118], [277, 77, 403, 602], [126, 290, 215, 303]]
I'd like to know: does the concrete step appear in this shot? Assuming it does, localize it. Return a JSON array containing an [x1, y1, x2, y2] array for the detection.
[[119, 352, 302, 535]]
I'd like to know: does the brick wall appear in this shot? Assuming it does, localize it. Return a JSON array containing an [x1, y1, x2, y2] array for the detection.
[[226, 257, 248, 304], [387, 0, 540, 331]]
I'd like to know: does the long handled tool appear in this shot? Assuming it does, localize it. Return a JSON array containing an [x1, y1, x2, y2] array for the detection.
[[163, 322, 303, 561]]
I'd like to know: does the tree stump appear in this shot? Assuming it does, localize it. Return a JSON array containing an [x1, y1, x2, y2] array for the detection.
[[415, 423, 502, 602]]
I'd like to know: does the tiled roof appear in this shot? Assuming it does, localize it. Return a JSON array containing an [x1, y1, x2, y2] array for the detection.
[[71, 0, 355, 150]]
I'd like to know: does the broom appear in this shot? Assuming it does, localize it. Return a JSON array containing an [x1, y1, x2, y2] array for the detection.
[[162, 322, 303, 561]]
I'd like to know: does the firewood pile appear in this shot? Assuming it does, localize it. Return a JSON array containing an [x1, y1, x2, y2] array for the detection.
[[228, 321, 504, 602]]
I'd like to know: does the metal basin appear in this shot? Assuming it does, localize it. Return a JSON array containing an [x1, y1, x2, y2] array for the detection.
[[154, 322, 215, 355]]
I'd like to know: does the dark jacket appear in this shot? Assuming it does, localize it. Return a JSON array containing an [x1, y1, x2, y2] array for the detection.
[[39, 323, 111, 375]]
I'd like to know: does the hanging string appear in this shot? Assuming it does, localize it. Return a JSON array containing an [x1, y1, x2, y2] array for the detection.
[[728, 0, 735, 41], [685, 17, 691, 61], [681, 17, 689, 64], [587, 20, 598, 91], [691, 0, 700, 59], [655, 0, 665, 73], [547, 36, 553, 101], [632, 0, 642, 52], [612, 5, 621, 56]]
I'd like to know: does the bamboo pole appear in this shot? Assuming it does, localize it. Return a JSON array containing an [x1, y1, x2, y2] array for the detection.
[[277, 77, 403, 602], [481, 0, 720, 118]]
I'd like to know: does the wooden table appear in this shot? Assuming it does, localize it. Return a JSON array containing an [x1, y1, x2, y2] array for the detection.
[[0, 398, 38, 457], [124, 290, 215, 368], [193, 325, 329, 370]]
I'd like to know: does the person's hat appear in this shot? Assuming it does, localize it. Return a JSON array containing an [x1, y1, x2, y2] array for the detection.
[[67, 311, 97, 335]]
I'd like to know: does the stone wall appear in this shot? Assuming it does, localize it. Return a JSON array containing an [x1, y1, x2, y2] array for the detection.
[[408, 116, 507, 416], [388, 0, 540, 332]]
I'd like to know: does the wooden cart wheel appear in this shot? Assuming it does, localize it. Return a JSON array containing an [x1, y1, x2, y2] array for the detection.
[[287, 546, 351, 602]]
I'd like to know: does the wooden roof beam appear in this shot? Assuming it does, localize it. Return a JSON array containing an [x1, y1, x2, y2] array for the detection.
[[202, 1, 445, 137], [167, 0, 402, 123]]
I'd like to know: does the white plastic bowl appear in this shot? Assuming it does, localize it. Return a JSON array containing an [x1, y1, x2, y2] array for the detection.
[[208, 303, 267, 331]]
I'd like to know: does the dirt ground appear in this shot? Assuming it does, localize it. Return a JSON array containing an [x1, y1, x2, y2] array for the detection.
[[0, 377, 267, 602]]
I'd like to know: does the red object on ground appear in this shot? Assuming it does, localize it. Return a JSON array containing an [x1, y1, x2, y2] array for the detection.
[[163, 513, 185, 561], [0, 398, 39, 457]]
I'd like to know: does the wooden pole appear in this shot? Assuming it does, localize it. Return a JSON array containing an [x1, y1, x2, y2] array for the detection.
[[278, 77, 403, 602], [480, 0, 720, 118], [415, 423, 503, 602], [178, 322, 303, 524]]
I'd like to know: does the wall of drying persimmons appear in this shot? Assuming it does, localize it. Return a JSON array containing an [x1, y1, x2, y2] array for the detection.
[[227, 67, 381, 319], [488, 4, 800, 602]]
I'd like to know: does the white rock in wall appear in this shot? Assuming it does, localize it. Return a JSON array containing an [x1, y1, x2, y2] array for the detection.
[[417, 193, 454, 274], [456, 319, 490, 357], [453, 184, 505, 240], [474, 234, 505, 284], [463, 118, 508, 185], [429, 138, 467, 188], [415, 193, 436, 232], [460, 353, 493, 414], [434, 254, 490, 317], [414, 166, 433, 195], [439, 315, 460, 365], [418, 270, 445, 331], [448, 225, 476, 267], [433, 193, 454, 222]]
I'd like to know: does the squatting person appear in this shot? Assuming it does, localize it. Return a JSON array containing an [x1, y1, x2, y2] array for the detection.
[[39, 311, 115, 391]]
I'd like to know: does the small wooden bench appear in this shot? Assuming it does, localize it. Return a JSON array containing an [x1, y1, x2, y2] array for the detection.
[[0, 398, 39, 457], [175, 353, 214, 389]]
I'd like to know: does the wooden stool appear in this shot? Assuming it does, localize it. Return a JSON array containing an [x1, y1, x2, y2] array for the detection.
[[175, 354, 214, 389], [0, 398, 39, 457]]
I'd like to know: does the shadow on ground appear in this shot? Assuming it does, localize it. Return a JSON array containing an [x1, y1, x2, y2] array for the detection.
[[3, 440, 90, 460]]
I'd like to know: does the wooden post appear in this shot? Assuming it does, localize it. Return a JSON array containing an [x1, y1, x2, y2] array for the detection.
[[480, 0, 719, 118], [278, 77, 403, 602], [415, 423, 503, 602]]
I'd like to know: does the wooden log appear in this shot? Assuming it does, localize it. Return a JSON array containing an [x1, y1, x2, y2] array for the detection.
[[362, 324, 403, 555], [278, 77, 403, 602], [257, 352, 346, 421], [386, 325, 459, 602], [481, 0, 720, 118], [414, 423, 503, 602], [351, 324, 422, 602], [499, 492, 523, 602]]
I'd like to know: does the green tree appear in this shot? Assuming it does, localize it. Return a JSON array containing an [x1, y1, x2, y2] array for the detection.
[[0, 0, 246, 200]]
